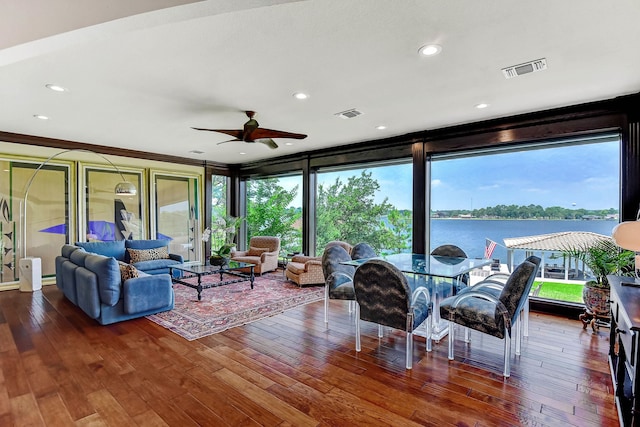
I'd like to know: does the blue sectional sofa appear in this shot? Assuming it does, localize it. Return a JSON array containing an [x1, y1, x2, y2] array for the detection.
[[54, 239, 182, 325], [74, 239, 183, 275]]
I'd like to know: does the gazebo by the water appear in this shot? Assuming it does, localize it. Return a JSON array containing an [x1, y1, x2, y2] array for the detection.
[[502, 231, 612, 280]]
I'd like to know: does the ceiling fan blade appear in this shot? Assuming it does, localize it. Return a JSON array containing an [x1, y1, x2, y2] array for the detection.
[[251, 128, 307, 140], [256, 138, 278, 149], [192, 128, 244, 140]]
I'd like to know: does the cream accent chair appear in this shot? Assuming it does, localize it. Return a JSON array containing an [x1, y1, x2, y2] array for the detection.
[[285, 241, 353, 286], [231, 236, 280, 274]]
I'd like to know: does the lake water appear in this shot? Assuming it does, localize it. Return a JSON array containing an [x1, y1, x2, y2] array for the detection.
[[430, 219, 618, 264]]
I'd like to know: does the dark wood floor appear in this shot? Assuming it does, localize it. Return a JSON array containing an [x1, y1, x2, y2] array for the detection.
[[0, 283, 618, 426]]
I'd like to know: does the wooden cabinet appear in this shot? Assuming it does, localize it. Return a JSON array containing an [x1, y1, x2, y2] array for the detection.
[[608, 275, 640, 427]]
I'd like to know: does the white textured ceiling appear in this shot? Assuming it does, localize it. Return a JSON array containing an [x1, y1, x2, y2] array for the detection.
[[1, 0, 639, 164]]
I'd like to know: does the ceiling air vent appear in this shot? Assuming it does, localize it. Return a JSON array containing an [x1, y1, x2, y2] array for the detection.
[[502, 58, 547, 79], [335, 108, 363, 119]]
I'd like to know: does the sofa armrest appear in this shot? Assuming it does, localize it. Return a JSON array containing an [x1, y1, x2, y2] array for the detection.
[[169, 253, 183, 263], [123, 274, 173, 314]]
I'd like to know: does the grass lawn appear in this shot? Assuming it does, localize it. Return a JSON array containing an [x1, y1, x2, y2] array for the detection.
[[533, 280, 584, 303]]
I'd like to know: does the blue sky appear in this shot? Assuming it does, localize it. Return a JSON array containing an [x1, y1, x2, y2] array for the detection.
[[281, 139, 620, 211]]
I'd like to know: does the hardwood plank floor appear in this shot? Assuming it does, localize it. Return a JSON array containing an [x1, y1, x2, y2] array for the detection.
[[0, 283, 618, 426]]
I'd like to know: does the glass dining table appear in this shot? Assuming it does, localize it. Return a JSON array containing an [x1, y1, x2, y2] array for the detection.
[[342, 253, 492, 340]]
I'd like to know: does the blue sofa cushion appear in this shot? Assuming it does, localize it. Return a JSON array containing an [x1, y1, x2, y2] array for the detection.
[[84, 254, 121, 306], [132, 258, 181, 272], [75, 267, 101, 319], [61, 244, 81, 258], [69, 249, 90, 267], [61, 260, 79, 304], [76, 240, 126, 261]]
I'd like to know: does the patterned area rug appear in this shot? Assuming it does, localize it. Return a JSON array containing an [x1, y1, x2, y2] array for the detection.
[[146, 272, 324, 341]]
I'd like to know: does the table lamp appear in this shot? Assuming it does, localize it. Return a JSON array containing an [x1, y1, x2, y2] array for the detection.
[[612, 220, 640, 281]]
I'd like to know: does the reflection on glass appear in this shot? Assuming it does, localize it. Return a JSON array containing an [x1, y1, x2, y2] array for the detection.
[[11, 162, 70, 282], [155, 174, 199, 262], [85, 168, 142, 242]]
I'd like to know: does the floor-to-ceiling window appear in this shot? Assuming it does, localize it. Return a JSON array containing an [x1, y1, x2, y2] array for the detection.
[[152, 172, 201, 263], [5, 160, 72, 284], [245, 174, 302, 254], [429, 134, 621, 304], [83, 166, 144, 242], [316, 162, 412, 255]]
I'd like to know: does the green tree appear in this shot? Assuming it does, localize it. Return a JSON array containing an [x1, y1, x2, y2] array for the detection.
[[385, 208, 412, 254], [211, 174, 227, 220], [316, 170, 398, 254], [246, 178, 301, 252]]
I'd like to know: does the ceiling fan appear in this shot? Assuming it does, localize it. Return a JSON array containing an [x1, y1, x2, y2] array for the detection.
[[192, 111, 307, 149]]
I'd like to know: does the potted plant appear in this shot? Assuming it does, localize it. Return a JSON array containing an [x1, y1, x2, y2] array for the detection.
[[202, 216, 243, 266], [563, 238, 634, 330]]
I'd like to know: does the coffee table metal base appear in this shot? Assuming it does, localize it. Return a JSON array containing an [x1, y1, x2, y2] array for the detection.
[[170, 264, 255, 301]]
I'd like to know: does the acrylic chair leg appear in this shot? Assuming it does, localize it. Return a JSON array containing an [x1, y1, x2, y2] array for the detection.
[[515, 317, 521, 356], [463, 327, 470, 343], [425, 315, 432, 352], [503, 328, 511, 378], [523, 298, 530, 337], [348, 300, 354, 314], [355, 304, 361, 352], [378, 324, 383, 338], [406, 331, 413, 369], [448, 322, 455, 360], [324, 286, 330, 325]]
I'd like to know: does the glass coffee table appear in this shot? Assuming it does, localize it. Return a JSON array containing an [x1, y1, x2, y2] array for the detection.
[[169, 260, 256, 301]]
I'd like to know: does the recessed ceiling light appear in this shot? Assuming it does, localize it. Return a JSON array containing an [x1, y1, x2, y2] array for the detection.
[[418, 44, 442, 56], [475, 103, 489, 109], [285, 142, 293, 146], [293, 92, 309, 100], [46, 84, 67, 92], [33, 114, 49, 120], [376, 125, 387, 130], [239, 152, 246, 155]]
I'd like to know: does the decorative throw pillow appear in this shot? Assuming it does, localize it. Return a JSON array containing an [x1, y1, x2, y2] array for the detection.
[[118, 261, 139, 282], [247, 246, 270, 256], [127, 246, 170, 263]]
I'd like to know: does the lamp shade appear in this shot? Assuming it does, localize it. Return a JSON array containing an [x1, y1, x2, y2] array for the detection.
[[115, 181, 137, 196], [612, 221, 640, 251]]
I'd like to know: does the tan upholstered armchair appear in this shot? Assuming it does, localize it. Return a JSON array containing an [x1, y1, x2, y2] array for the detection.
[[285, 255, 324, 286], [285, 241, 354, 286], [231, 236, 280, 274]]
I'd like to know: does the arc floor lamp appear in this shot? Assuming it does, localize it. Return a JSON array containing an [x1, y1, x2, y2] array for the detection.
[[20, 148, 137, 260]]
